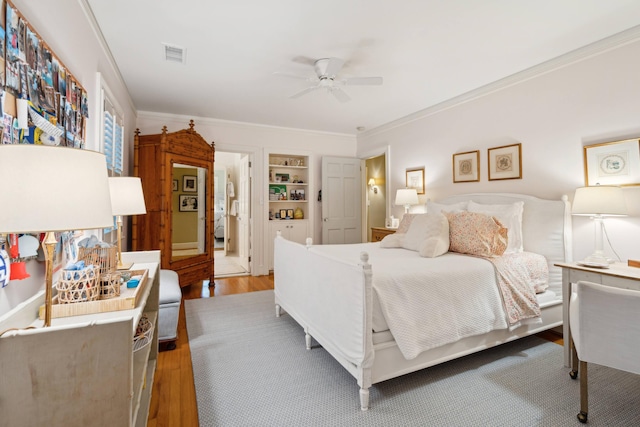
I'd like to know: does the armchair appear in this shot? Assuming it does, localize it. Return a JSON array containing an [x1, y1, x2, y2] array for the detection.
[[569, 280, 640, 423]]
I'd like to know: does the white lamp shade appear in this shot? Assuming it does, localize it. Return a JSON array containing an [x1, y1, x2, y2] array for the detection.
[[572, 186, 628, 216], [0, 145, 113, 233], [395, 188, 419, 206], [368, 178, 376, 187], [108, 177, 147, 216]]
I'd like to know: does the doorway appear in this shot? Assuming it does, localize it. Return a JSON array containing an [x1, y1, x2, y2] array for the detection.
[[214, 151, 251, 277], [365, 153, 387, 241]]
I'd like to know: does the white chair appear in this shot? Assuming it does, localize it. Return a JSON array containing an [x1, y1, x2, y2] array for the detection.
[[569, 280, 640, 423]]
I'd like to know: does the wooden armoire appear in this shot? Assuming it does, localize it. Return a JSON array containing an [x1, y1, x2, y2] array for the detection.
[[132, 120, 215, 287]]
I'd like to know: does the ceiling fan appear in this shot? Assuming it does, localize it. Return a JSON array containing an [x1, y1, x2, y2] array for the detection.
[[279, 57, 383, 103]]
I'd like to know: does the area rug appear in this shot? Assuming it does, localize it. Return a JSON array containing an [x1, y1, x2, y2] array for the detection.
[[186, 290, 640, 426]]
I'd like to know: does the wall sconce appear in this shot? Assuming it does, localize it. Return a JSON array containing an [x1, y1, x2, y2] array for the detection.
[[368, 178, 377, 194]]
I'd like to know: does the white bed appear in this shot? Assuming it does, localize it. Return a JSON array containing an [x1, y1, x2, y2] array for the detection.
[[274, 193, 572, 410]]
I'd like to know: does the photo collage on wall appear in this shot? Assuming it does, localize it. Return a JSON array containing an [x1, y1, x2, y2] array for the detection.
[[0, 1, 88, 147]]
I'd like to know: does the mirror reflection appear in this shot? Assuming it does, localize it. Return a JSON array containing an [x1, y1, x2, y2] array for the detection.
[[172, 163, 207, 260]]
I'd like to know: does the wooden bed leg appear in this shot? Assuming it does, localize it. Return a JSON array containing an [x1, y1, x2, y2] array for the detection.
[[275, 304, 281, 318], [359, 387, 370, 411], [305, 330, 312, 350]]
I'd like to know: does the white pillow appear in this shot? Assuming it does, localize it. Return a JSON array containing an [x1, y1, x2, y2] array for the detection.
[[467, 200, 524, 254], [380, 233, 404, 248], [426, 200, 468, 214], [403, 213, 450, 257]]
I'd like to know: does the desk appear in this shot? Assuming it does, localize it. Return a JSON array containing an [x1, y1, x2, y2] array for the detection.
[[555, 262, 640, 368]]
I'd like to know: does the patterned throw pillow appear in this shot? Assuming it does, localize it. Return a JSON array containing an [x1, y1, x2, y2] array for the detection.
[[468, 201, 524, 254], [444, 211, 508, 257]]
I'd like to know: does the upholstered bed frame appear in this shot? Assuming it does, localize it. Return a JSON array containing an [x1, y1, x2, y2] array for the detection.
[[274, 193, 572, 410]]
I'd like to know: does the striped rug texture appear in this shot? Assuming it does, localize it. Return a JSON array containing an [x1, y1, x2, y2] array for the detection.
[[186, 290, 640, 426]]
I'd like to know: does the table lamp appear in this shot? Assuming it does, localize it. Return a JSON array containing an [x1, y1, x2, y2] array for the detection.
[[395, 188, 419, 214], [108, 177, 147, 270], [0, 145, 113, 326], [572, 185, 627, 268]]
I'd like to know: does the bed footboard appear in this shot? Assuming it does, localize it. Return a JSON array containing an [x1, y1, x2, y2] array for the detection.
[[274, 234, 374, 410]]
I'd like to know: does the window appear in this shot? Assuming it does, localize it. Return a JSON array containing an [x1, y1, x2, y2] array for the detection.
[[103, 96, 124, 177], [99, 78, 125, 242]]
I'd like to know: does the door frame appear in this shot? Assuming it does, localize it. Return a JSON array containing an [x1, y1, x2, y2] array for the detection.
[[215, 143, 264, 275], [359, 145, 391, 242]]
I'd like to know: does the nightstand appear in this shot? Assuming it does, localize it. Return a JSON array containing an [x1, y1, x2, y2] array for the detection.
[[371, 227, 396, 242]]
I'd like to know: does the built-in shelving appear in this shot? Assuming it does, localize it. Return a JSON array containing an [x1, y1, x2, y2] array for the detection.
[[267, 153, 312, 270]]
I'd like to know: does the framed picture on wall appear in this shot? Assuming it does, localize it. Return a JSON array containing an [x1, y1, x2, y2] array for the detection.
[[183, 175, 197, 192], [583, 138, 640, 186], [488, 143, 522, 181], [179, 195, 198, 212], [405, 167, 425, 194], [452, 150, 480, 183], [172, 179, 178, 191]]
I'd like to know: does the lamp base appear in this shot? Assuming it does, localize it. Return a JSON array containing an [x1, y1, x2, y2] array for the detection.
[[117, 261, 133, 270], [577, 254, 610, 269]]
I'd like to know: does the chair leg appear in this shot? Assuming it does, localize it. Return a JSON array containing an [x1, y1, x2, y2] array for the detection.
[[577, 360, 588, 423], [570, 338, 579, 379]]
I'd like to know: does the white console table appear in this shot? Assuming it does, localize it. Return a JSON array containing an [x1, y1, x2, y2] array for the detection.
[[0, 250, 160, 427], [555, 262, 640, 368]]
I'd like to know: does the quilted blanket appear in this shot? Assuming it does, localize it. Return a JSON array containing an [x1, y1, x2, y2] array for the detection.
[[372, 251, 508, 360]]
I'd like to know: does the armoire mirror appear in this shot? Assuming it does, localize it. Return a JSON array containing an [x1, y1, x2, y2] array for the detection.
[[171, 163, 207, 261]]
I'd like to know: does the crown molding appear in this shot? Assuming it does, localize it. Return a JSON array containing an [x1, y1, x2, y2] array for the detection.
[[137, 110, 355, 139], [79, 0, 137, 114]]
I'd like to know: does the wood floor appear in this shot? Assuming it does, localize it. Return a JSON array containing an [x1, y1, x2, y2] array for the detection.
[[147, 274, 274, 427], [146, 273, 562, 426]]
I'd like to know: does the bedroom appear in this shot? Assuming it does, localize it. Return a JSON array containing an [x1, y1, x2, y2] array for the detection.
[[1, 0, 640, 425]]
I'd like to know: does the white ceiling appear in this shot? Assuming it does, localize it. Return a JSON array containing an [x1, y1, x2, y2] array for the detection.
[[86, 0, 640, 135]]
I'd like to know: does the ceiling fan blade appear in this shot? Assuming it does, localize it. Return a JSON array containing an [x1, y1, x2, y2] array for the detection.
[[323, 57, 345, 78], [330, 87, 351, 103], [273, 71, 316, 81], [289, 86, 320, 99], [291, 55, 317, 66], [342, 76, 383, 86]]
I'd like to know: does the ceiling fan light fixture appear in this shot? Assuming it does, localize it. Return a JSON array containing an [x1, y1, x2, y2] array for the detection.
[[162, 43, 187, 64], [283, 56, 381, 102]]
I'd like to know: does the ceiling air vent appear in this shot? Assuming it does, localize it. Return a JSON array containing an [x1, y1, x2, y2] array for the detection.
[[163, 43, 186, 64]]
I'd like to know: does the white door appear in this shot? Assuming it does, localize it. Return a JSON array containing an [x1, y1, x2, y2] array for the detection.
[[322, 156, 362, 244], [237, 155, 251, 271]]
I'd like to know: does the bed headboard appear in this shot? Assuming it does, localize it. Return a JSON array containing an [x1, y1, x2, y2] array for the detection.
[[435, 193, 572, 294]]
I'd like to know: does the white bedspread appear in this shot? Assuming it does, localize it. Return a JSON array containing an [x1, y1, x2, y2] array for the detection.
[[309, 243, 510, 360]]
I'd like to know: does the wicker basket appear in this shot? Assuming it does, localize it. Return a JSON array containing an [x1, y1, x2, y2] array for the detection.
[[77, 246, 117, 276], [99, 271, 122, 300], [56, 266, 101, 303], [133, 314, 154, 352]]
